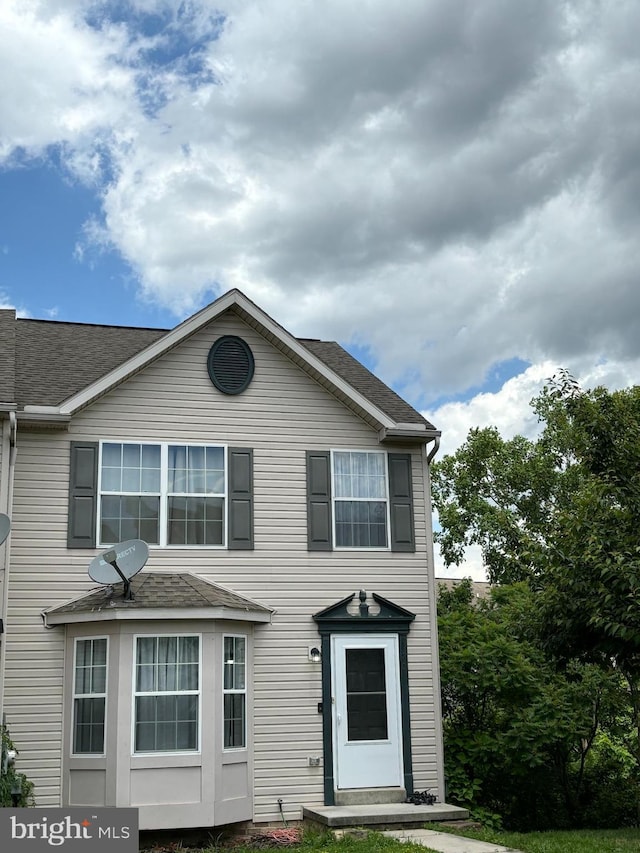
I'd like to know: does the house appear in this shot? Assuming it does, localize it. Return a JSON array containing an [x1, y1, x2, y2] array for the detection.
[[0, 289, 448, 830], [436, 579, 492, 601]]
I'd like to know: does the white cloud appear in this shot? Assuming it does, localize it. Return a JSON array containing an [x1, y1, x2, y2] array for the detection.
[[424, 362, 555, 459], [2, 0, 640, 411], [0, 2, 137, 166]]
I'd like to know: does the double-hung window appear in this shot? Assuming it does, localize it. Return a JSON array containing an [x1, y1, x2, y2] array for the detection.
[[332, 450, 389, 548], [134, 635, 200, 753], [73, 637, 107, 754], [223, 636, 246, 749], [99, 443, 226, 547]]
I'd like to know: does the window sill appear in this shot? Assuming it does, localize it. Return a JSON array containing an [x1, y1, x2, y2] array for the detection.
[[130, 752, 202, 769], [222, 748, 248, 765]]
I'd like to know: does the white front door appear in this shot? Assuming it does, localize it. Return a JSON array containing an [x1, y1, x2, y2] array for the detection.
[[332, 634, 403, 789]]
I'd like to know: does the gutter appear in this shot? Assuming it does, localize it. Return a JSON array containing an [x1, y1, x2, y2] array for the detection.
[[426, 434, 441, 464], [422, 437, 446, 800], [0, 411, 17, 726]]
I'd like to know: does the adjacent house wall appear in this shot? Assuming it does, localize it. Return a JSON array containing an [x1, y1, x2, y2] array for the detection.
[[5, 310, 442, 821]]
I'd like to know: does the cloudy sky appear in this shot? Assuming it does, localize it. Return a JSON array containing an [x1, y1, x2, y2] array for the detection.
[[2, 1, 639, 576]]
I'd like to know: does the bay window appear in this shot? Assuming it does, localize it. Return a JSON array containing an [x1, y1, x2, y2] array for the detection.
[[223, 636, 246, 749], [73, 637, 107, 754], [134, 635, 200, 753]]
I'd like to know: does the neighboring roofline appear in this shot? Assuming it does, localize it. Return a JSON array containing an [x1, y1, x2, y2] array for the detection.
[[55, 289, 399, 429], [43, 605, 273, 626]]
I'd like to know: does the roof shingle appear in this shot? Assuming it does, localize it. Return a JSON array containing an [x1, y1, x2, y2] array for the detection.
[[45, 572, 272, 616]]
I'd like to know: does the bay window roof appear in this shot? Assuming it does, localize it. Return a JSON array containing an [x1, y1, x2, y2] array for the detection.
[[43, 572, 273, 626]]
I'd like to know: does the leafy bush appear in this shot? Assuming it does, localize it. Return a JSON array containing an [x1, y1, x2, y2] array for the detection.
[[0, 725, 34, 807], [438, 580, 637, 830]]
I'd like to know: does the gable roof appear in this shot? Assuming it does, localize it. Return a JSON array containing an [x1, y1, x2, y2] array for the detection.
[[15, 318, 165, 408], [43, 571, 273, 625], [3, 289, 436, 438]]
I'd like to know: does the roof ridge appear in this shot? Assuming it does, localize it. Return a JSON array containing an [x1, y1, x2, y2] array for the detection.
[[179, 572, 216, 605], [16, 317, 169, 333]]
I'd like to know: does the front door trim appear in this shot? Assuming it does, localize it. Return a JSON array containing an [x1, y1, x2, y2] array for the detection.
[[313, 591, 415, 805]]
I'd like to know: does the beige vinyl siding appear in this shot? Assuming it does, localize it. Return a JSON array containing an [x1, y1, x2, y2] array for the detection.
[[0, 422, 5, 635], [5, 311, 441, 819]]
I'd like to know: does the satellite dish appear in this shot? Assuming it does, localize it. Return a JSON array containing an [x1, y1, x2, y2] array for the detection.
[[0, 514, 10, 546], [89, 539, 149, 600]]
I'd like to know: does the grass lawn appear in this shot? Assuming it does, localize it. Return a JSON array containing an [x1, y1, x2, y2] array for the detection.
[[433, 824, 640, 852], [144, 825, 640, 853], [144, 829, 439, 853]]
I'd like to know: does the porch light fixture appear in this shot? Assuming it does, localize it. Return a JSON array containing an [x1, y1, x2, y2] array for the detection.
[[308, 646, 321, 663]]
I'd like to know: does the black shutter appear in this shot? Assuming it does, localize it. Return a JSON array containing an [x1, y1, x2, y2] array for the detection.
[[68, 442, 98, 549], [388, 453, 415, 552], [307, 451, 332, 551], [228, 447, 254, 549]]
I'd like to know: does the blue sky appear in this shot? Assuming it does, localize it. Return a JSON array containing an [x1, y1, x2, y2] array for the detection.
[[2, 1, 640, 578], [1, 161, 174, 328]]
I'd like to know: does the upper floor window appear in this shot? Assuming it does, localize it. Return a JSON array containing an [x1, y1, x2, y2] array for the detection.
[[332, 451, 389, 548], [99, 443, 226, 547], [73, 637, 107, 754]]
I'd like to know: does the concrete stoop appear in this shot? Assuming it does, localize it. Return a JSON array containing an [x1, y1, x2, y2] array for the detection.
[[302, 801, 469, 829], [335, 788, 407, 806]]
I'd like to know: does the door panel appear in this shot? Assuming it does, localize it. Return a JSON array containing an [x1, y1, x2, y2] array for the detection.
[[332, 634, 403, 789]]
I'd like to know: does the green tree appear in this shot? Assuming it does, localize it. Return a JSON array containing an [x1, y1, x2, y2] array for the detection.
[[433, 375, 640, 825], [438, 580, 634, 830], [432, 375, 640, 665], [535, 379, 640, 790], [433, 427, 561, 583]]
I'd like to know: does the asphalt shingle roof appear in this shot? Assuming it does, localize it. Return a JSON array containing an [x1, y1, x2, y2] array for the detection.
[[0, 309, 16, 402], [15, 318, 166, 407], [3, 302, 433, 428], [301, 339, 431, 427], [46, 572, 272, 616]]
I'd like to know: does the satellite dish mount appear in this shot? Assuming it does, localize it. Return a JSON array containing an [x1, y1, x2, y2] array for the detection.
[[88, 539, 149, 602], [103, 548, 134, 600]]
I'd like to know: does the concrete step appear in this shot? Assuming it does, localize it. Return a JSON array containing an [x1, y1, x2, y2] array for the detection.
[[303, 802, 469, 828], [335, 788, 406, 806]]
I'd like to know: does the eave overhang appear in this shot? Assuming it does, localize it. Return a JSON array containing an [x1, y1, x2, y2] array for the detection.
[[18, 408, 71, 429], [43, 605, 273, 626], [378, 425, 441, 446]]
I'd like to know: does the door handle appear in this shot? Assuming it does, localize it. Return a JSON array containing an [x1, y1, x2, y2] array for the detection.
[[336, 712, 342, 726]]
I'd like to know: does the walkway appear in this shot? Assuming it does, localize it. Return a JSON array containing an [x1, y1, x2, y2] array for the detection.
[[382, 828, 521, 853]]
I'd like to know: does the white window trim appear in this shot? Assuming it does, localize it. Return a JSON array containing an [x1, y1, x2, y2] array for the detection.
[[72, 636, 108, 757], [330, 449, 391, 551], [223, 634, 248, 751], [98, 440, 229, 548], [131, 633, 203, 756]]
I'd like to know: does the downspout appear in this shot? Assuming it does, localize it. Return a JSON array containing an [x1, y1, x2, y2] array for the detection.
[[0, 411, 17, 727], [422, 435, 446, 801]]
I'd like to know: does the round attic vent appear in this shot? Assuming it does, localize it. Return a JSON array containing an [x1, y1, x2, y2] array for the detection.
[[207, 335, 255, 395]]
